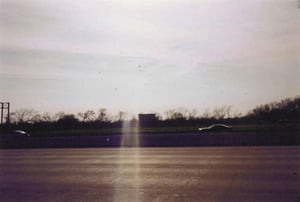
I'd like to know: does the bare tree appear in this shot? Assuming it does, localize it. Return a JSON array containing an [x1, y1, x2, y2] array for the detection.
[[154, 112, 163, 121], [97, 108, 107, 121], [165, 109, 185, 120], [12, 108, 39, 124], [116, 111, 128, 121], [225, 105, 232, 119], [41, 112, 52, 122], [233, 111, 243, 118], [213, 106, 227, 120], [248, 96, 300, 121], [54, 111, 65, 121], [56, 114, 79, 128], [188, 108, 198, 120], [165, 109, 176, 120], [32, 113, 42, 123], [177, 107, 189, 119], [78, 110, 96, 122], [202, 108, 212, 119]]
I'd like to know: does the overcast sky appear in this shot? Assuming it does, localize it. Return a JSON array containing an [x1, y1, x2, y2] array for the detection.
[[0, 0, 299, 116]]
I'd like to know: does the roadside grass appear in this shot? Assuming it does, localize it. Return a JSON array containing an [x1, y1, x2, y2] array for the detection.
[[233, 123, 299, 132], [31, 127, 191, 136], [31, 123, 299, 137]]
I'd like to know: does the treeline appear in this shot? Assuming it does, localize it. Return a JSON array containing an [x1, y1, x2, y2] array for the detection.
[[1, 96, 299, 132], [246, 97, 300, 123]]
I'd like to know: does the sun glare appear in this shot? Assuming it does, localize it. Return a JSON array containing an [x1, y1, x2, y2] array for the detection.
[[121, 120, 140, 147], [113, 120, 141, 201]]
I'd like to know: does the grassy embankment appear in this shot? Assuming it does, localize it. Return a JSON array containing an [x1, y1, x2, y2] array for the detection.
[[31, 123, 299, 137]]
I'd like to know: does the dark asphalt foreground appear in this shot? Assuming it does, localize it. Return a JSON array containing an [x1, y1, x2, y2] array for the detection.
[[0, 147, 300, 202]]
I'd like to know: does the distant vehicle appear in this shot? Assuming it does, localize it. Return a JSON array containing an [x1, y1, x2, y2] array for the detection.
[[198, 124, 233, 132], [0, 130, 31, 138]]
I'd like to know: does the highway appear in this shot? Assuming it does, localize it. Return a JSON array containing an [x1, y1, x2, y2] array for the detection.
[[0, 146, 300, 202]]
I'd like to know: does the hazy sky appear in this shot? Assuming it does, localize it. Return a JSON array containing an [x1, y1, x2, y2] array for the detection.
[[0, 0, 299, 115]]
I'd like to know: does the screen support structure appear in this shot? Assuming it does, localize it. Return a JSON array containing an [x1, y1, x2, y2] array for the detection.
[[0, 102, 10, 124]]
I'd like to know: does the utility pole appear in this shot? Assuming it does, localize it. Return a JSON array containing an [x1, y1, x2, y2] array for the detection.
[[0, 102, 10, 124]]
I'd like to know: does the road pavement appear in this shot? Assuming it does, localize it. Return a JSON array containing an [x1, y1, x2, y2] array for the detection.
[[0, 146, 300, 202]]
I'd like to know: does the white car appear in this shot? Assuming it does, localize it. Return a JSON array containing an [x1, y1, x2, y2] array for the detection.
[[1, 130, 31, 138], [198, 124, 232, 132]]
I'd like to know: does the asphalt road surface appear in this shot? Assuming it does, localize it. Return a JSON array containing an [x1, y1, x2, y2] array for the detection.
[[1, 146, 300, 202]]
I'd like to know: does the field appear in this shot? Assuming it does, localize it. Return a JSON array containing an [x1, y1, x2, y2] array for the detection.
[[1, 123, 299, 148], [1, 132, 299, 148], [28, 123, 300, 137]]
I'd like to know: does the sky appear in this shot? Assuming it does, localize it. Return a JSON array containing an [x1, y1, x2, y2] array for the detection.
[[0, 0, 299, 116]]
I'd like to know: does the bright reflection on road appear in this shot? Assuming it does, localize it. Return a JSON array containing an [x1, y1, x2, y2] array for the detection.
[[121, 120, 139, 147], [113, 120, 140, 201]]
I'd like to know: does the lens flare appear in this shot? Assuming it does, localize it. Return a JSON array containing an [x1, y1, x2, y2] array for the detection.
[[113, 119, 140, 201], [121, 120, 139, 147]]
